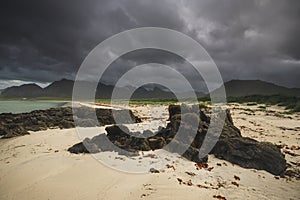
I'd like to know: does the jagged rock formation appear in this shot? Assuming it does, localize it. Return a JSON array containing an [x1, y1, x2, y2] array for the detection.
[[68, 104, 286, 175]]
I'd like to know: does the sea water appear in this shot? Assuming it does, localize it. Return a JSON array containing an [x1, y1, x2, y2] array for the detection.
[[0, 101, 71, 114]]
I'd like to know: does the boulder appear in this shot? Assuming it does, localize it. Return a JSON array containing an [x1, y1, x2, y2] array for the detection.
[[67, 142, 88, 154], [106, 125, 151, 152], [167, 105, 286, 175], [211, 137, 286, 175]]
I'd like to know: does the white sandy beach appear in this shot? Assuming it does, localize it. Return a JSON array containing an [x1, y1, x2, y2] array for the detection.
[[0, 104, 299, 200]]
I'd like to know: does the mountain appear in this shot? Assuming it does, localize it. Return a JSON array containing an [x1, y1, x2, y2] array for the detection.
[[1, 83, 43, 98], [212, 80, 300, 97], [43, 79, 74, 97], [3, 79, 297, 99], [132, 86, 176, 99], [0, 79, 179, 99]]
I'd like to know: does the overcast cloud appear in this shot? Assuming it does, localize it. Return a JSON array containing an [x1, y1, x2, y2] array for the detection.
[[0, 0, 299, 90]]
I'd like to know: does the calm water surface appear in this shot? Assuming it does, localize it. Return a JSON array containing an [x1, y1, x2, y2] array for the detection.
[[0, 101, 71, 114]]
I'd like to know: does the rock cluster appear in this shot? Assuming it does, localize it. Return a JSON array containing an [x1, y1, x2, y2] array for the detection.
[[0, 107, 140, 138], [69, 104, 286, 175]]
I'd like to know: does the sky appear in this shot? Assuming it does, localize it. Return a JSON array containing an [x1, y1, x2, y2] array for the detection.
[[0, 0, 300, 90]]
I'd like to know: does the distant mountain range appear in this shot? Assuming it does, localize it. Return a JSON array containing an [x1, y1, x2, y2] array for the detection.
[[1, 79, 300, 99], [212, 80, 300, 97], [0, 83, 44, 98], [0, 79, 193, 99]]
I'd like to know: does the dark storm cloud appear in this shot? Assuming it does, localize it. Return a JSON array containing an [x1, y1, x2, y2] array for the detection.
[[177, 0, 300, 87], [0, 0, 299, 89], [99, 49, 208, 92], [0, 0, 186, 84]]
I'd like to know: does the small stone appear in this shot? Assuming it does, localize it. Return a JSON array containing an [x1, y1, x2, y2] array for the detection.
[[149, 168, 160, 173]]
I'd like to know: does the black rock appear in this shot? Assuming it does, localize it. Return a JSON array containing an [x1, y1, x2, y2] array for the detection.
[[148, 137, 166, 150], [168, 105, 286, 175], [105, 125, 152, 152], [67, 142, 88, 154], [0, 107, 140, 138], [68, 104, 287, 176], [211, 137, 286, 175], [149, 168, 160, 173]]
